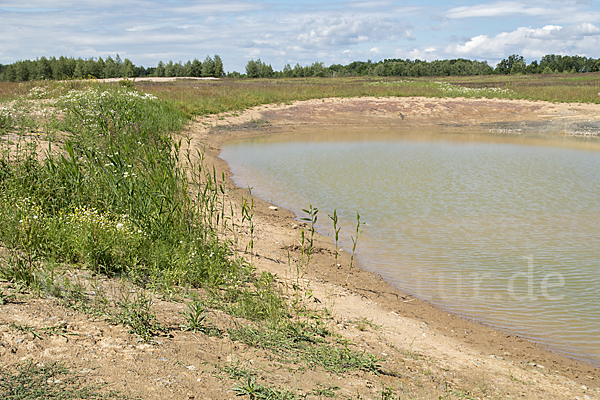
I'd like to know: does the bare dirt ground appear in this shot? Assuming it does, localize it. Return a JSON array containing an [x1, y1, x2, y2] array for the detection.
[[1, 96, 599, 399]]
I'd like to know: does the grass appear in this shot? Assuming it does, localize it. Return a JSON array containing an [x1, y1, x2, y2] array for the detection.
[[0, 361, 126, 400], [0, 83, 245, 290], [228, 321, 383, 374], [130, 74, 600, 119]]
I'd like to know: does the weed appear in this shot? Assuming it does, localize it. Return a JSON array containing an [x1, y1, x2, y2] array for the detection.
[[311, 383, 340, 398], [0, 360, 125, 399], [181, 299, 222, 337], [232, 377, 302, 400], [229, 321, 383, 374], [111, 288, 165, 342], [405, 339, 420, 360], [40, 324, 79, 342], [181, 299, 207, 331], [9, 323, 43, 340], [346, 212, 362, 283], [379, 384, 396, 400], [0, 252, 40, 291], [328, 209, 341, 265], [210, 271, 287, 325], [0, 288, 15, 304], [508, 369, 527, 385], [354, 317, 379, 332], [219, 361, 258, 380]]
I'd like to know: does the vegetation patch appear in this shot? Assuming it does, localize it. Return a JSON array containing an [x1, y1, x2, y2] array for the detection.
[[0, 361, 125, 400]]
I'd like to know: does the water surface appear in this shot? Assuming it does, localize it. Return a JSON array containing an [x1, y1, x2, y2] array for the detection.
[[220, 130, 600, 365]]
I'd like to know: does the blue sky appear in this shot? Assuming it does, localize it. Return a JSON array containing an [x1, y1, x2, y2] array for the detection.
[[1, 0, 600, 72]]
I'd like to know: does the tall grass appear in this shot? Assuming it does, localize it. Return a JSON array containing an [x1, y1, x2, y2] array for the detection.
[[0, 84, 246, 291]]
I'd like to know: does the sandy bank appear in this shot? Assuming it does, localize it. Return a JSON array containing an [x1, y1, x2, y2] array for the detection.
[[184, 96, 600, 399]]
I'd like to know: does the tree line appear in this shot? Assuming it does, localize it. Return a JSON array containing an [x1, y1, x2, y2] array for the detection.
[[0, 54, 224, 82], [238, 54, 600, 78], [3, 53, 600, 82]]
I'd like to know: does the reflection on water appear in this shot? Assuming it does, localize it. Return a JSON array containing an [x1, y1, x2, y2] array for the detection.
[[220, 129, 600, 366]]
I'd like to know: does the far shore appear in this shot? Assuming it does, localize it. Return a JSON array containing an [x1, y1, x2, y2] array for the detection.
[[184, 95, 600, 397]]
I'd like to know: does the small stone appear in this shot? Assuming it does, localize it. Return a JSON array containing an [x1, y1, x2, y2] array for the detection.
[[269, 206, 278, 211]]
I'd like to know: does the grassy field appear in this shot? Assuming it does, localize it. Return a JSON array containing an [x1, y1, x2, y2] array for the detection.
[[3, 73, 599, 117], [131, 73, 600, 118]]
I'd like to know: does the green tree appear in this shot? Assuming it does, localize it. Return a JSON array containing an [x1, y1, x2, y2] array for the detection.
[[190, 59, 202, 77], [172, 61, 184, 77], [37, 57, 52, 80], [496, 54, 526, 75], [120, 58, 135, 77], [245, 59, 260, 78], [95, 57, 106, 78], [104, 56, 119, 78], [183, 60, 193, 77], [73, 60, 85, 78], [213, 55, 224, 77], [154, 61, 165, 77], [202, 55, 215, 77], [165, 60, 175, 77]]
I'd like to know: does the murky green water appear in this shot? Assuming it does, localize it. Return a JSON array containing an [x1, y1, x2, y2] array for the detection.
[[220, 130, 600, 366]]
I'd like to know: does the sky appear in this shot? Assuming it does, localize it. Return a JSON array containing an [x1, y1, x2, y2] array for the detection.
[[1, 0, 600, 72]]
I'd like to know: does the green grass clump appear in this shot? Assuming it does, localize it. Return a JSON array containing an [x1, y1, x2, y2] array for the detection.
[[233, 377, 302, 400], [0, 361, 125, 399], [111, 289, 166, 342]]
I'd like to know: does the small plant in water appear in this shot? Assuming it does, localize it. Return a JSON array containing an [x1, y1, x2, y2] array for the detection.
[[328, 209, 341, 265], [300, 204, 318, 271], [347, 211, 362, 283]]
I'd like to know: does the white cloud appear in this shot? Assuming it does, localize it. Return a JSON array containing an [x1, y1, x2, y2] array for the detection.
[[2, 1, 600, 72], [445, 23, 600, 60], [294, 16, 413, 48], [445, 0, 600, 24], [446, 2, 564, 19]]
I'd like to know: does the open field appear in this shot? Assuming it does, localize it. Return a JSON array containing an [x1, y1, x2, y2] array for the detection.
[[3, 73, 600, 114], [132, 74, 600, 118], [1, 79, 599, 399]]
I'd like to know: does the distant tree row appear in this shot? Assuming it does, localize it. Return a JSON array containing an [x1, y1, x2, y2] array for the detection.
[[494, 54, 600, 75], [3, 53, 600, 82], [0, 54, 224, 82], [237, 54, 600, 78]]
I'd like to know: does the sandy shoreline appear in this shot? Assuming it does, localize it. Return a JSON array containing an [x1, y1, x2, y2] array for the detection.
[[185, 96, 600, 397]]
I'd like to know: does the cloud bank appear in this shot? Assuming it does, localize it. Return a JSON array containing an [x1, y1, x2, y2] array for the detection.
[[1, 1, 600, 71]]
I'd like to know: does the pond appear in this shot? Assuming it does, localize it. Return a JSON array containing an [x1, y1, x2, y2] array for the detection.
[[220, 129, 600, 366]]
